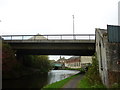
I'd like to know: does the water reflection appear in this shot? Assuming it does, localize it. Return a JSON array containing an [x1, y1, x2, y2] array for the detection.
[[3, 70, 80, 89], [47, 70, 80, 84], [3, 72, 48, 89]]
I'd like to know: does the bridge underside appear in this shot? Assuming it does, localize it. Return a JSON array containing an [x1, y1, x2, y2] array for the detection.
[[7, 40, 95, 56], [16, 49, 95, 56]]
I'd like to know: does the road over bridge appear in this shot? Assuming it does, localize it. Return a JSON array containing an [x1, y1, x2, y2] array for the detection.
[[2, 34, 95, 56]]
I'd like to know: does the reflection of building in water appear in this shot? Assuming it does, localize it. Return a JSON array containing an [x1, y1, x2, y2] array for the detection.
[[47, 70, 80, 84]]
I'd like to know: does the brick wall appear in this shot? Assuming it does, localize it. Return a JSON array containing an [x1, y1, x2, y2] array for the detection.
[[96, 27, 120, 87], [107, 43, 120, 87]]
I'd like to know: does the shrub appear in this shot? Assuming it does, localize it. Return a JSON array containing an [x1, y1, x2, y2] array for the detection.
[[85, 54, 102, 85], [2, 43, 17, 73], [111, 83, 120, 88], [24, 55, 51, 72], [78, 54, 106, 88]]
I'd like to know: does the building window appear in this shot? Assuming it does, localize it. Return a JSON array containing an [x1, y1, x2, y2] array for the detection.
[[99, 42, 103, 70]]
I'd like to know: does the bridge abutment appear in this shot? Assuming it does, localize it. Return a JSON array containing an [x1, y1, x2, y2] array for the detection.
[[96, 25, 120, 87]]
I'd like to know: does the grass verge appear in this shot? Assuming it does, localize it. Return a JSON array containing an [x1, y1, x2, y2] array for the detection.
[[43, 74, 80, 89], [77, 76, 106, 88], [77, 54, 106, 88], [77, 76, 91, 88]]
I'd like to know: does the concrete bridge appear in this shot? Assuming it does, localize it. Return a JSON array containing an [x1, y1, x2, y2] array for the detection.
[[2, 34, 95, 56]]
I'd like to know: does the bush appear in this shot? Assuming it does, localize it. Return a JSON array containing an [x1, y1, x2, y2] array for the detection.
[[111, 83, 120, 88], [85, 54, 102, 85], [2, 43, 25, 79], [2, 43, 17, 73], [24, 55, 51, 72], [78, 53, 106, 88]]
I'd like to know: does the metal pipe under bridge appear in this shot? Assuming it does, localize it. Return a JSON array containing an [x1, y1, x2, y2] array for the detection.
[[1, 34, 95, 56]]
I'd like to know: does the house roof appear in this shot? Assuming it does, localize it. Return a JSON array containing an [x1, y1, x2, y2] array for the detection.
[[68, 56, 80, 60], [29, 33, 47, 40]]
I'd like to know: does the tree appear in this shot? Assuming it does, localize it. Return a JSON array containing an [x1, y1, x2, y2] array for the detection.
[[24, 55, 51, 72], [2, 43, 17, 73]]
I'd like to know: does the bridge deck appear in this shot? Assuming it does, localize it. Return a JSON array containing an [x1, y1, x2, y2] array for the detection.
[[2, 34, 95, 56], [4, 40, 95, 43], [2, 34, 95, 40]]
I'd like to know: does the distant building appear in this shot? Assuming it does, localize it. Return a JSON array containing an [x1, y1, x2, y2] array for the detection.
[[65, 56, 81, 68], [52, 61, 65, 70], [65, 56, 92, 69], [57, 57, 66, 63], [52, 57, 66, 70], [96, 25, 120, 87], [80, 56, 92, 68]]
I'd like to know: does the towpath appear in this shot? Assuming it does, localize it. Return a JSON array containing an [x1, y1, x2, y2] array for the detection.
[[62, 73, 84, 89]]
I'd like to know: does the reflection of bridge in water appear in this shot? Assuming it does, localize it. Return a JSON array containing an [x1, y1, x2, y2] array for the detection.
[[2, 34, 95, 56]]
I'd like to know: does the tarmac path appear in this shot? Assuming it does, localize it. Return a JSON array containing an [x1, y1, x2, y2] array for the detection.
[[62, 74, 84, 89]]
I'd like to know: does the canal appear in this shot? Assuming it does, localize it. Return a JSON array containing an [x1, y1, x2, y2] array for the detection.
[[3, 70, 80, 89]]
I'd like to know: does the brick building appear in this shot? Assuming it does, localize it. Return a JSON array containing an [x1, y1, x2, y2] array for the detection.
[[65, 56, 92, 69], [65, 56, 81, 68]]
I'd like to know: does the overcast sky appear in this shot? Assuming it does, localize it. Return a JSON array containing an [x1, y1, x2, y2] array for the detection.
[[0, 0, 119, 60]]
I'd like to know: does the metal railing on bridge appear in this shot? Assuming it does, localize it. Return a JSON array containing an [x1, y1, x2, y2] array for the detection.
[[1, 34, 95, 41]]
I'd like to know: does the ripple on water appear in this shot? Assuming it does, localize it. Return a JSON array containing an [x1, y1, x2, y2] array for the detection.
[[47, 70, 80, 84]]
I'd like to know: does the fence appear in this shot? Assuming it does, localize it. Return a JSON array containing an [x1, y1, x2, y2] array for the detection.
[[1, 34, 95, 40]]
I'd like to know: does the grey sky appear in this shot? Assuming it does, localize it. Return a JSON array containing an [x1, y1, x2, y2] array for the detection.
[[0, 0, 119, 60], [119, 1, 120, 25]]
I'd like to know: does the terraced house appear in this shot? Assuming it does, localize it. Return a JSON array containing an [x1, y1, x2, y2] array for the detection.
[[65, 56, 92, 69]]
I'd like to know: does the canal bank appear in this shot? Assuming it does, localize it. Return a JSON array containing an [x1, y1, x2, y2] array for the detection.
[[43, 71, 83, 89]]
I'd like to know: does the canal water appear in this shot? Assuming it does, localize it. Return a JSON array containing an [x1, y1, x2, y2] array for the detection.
[[3, 70, 80, 89]]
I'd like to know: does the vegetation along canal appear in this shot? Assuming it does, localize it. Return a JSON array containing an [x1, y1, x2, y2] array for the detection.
[[3, 70, 80, 89]]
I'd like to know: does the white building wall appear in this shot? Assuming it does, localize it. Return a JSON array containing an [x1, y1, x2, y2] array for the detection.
[[80, 56, 92, 68], [66, 56, 92, 69], [95, 29, 109, 86]]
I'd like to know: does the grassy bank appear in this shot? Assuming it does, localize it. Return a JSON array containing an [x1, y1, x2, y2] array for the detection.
[[77, 54, 106, 88], [43, 73, 80, 89], [77, 76, 106, 88]]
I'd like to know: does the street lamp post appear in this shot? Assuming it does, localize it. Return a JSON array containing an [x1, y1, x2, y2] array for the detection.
[[72, 15, 75, 39], [73, 15, 74, 35]]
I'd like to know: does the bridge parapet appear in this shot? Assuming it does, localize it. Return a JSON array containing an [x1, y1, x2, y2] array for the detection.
[[2, 34, 95, 41]]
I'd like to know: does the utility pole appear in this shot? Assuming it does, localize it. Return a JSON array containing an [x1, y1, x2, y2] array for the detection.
[[72, 15, 75, 39]]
